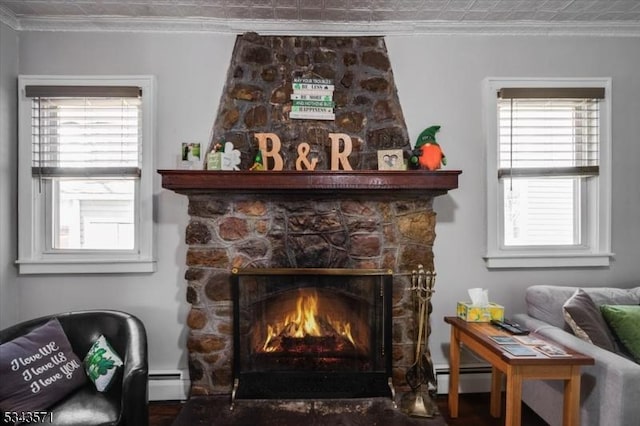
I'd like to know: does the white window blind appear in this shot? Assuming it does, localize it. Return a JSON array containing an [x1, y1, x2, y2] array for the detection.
[[25, 85, 142, 179], [497, 87, 604, 179]]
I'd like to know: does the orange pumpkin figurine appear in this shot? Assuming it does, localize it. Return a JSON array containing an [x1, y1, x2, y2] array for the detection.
[[410, 125, 447, 171]]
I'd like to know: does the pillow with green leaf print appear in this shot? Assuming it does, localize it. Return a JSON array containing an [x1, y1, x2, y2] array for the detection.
[[83, 335, 123, 392]]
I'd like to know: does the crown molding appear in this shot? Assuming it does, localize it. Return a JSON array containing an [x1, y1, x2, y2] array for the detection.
[[410, 20, 640, 37], [1, 12, 639, 37], [0, 5, 18, 29]]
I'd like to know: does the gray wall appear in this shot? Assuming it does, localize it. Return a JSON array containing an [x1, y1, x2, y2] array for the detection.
[[6, 30, 640, 375], [387, 35, 640, 362], [0, 22, 19, 328]]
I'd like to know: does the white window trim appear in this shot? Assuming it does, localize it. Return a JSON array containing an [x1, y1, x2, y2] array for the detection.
[[483, 77, 613, 269], [16, 75, 156, 274]]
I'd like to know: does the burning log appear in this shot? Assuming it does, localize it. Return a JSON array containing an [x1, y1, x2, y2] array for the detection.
[[282, 335, 338, 351], [266, 326, 356, 354]]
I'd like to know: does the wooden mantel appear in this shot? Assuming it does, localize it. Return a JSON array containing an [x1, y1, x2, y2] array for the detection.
[[158, 170, 461, 198]]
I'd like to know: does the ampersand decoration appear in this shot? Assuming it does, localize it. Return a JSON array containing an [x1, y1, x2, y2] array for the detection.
[[295, 142, 318, 170]]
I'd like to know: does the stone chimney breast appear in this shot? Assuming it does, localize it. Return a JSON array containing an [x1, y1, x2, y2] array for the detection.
[[206, 32, 410, 172]]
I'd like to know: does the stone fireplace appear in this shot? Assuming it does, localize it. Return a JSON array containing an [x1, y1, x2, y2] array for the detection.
[[158, 32, 460, 398], [158, 176, 459, 396]]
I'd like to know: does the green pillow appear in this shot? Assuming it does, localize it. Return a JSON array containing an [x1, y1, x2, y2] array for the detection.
[[600, 305, 640, 363], [83, 335, 123, 392]]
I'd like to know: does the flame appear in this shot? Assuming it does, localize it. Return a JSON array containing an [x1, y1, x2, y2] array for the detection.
[[262, 290, 356, 352], [289, 291, 321, 337], [263, 325, 276, 352]]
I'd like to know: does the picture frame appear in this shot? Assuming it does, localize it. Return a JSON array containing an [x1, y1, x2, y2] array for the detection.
[[377, 149, 404, 171], [179, 142, 201, 169], [182, 142, 201, 161]]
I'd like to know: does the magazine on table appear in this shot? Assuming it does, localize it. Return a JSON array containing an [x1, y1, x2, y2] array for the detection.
[[501, 344, 540, 357], [535, 344, 571, 357], [489, 335, 518, 345], [513, 335, 548, 346]]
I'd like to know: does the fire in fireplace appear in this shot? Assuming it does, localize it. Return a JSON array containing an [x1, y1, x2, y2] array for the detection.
[[259, 288, 364, 361], [231, 268, 394, 402]]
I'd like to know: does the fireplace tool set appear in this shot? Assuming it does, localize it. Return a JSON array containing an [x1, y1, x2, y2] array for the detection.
[[400, 264, 439, 418]]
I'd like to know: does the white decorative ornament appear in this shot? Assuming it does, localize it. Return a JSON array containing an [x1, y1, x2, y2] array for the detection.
[[222, 141, 241, 171]]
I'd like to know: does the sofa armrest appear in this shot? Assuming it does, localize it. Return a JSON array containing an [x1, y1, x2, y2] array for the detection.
[[513, 313, 633, 362], [513, 313, 640, 426]]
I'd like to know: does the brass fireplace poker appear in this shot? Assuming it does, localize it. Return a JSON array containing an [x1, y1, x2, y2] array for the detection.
[[400, 264, 439, 418]]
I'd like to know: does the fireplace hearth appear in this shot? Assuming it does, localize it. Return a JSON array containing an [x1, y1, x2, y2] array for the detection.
[[231, 268, 393, 403]]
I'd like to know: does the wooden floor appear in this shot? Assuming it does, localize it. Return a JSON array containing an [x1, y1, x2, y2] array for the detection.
[[149, 393, 549, 426]]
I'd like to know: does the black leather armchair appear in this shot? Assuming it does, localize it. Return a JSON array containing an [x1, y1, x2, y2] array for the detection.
[[0, 310, 148, 426]]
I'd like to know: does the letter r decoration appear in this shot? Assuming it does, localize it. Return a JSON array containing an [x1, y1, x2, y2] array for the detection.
[[329, 133, 354, 170]]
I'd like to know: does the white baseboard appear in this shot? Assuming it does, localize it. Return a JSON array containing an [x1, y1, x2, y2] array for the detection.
[[148, 370, 190, 401], [434, 363, 493, 394], [147, 366, 492, 400]]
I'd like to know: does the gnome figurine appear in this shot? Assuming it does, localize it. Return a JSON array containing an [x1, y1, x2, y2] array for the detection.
[[410, 125, 447, 171]]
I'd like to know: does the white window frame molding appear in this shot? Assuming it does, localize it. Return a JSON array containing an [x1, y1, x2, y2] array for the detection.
[[483, 77, 613, 269], [16, 75, 157, 274]]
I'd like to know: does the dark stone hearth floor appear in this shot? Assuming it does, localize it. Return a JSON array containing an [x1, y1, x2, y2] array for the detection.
[[171, 395, 447, 426]]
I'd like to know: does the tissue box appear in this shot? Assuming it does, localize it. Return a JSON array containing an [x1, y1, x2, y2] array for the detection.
[[456, 302, 504, 322]]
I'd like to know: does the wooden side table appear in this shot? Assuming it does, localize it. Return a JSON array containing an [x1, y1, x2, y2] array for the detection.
[[444, 316, 594, 426]]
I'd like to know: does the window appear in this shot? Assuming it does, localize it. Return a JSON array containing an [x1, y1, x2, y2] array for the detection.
[[17, 76, 156, 274], [484, 78, 612, 268]]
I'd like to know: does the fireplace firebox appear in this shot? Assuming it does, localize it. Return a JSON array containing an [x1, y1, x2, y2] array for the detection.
[[231, 268, 394, 402]]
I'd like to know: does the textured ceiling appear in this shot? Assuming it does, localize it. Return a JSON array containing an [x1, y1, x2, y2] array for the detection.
[[1, 0, 639, 34]]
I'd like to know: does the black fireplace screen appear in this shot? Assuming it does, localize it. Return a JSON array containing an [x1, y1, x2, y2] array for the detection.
[[232, 268, 393, 400]]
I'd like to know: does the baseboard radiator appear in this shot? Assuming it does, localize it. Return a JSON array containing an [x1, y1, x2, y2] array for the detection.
[[148, 370, 190, 401], [147, 365, 492, 400], [434, 364, 493, 394]]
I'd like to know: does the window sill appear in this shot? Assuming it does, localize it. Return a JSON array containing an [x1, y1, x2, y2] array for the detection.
[[16, 258, 157, 275], [484, 252, 614, 269]]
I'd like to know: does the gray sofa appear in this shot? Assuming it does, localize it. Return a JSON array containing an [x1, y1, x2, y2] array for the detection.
[[513, 285, 640, 426]]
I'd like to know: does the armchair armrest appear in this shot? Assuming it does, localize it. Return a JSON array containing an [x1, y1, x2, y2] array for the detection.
[[119, 315, 149, 426]]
